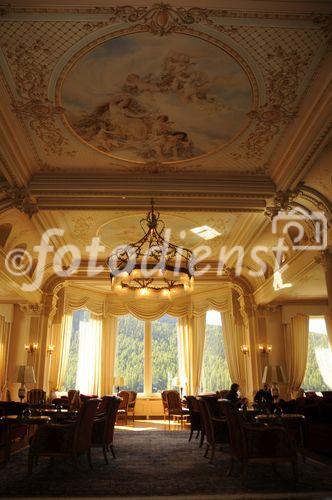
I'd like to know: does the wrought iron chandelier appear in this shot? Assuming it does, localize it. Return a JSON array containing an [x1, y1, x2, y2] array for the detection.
[[108, 200, 195, 297]]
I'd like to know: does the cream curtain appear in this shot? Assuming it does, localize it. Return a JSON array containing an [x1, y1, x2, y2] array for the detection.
[[55, 313, 73, 391], [100, 316, 118, 395], [64, 285, 231, 320], [178, 313, 206, 395], [0, 315, 11, 398], [76, 314, 102, 395], [325, 315, 332, 352], [222, 311, 247, 392], [284, 314, 309, 398]]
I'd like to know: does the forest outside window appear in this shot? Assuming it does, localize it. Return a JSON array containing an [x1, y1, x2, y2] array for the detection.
[[302, 316, 332, 392]]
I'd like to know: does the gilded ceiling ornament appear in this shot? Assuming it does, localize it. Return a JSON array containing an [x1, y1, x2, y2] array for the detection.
[[264, 189, 300, 220], [13, 100, 75, 156], [107, 4, 212, 36], [234, 46, 311, 160], [3, 183, 38, 218]]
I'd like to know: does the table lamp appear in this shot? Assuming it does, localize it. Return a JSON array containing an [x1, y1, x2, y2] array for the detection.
[[262, 365, 287, 401], [16, 365, 36, 402], [114, 376, 125, 394]]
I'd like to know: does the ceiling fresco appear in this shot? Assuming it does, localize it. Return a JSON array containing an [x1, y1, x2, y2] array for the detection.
[[0, 3, 330, 176], [60, 32, 252, 163]]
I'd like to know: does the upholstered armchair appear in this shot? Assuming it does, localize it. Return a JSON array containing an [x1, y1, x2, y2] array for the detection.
[[161, 391, 168, 420], [27, 389, 46, 405], [127, 391, 137, 422], [91, 396, 121, 463], [198, 397, 229, 463], [117, 391, 130, 425], [220, 401, 298, 485], [28, 398, 99, 474], [164, 390, 189, 426]]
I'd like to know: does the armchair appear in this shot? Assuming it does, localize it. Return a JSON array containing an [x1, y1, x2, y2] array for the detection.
[[27, 389, 46, 405], [28, 398, 99, 474], [220, 401, 298, 485], [91, 396, 121, 464], [198, 397, 229, 463], [117, 391, 130, 425], [164, 390, 189, 427], [185, 395, 202, 442]]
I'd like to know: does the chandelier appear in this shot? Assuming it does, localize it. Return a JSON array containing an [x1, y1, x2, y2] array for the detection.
[[108, 201, 195, 297]]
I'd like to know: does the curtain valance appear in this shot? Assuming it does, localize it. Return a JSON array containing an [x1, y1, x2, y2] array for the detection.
[[63, 285, 232, 320]]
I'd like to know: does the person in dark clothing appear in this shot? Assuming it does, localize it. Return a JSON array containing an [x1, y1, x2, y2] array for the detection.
[[254, 384, 273, 405], [225, 383, 240, 404]]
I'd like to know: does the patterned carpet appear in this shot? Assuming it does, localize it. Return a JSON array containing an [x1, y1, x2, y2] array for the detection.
[[0, 429, 332, 498]]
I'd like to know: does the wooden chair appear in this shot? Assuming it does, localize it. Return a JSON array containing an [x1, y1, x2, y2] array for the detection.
[[164, 390, 189, 427], [68, 390, 81, 410], [27, 389, 46, 405], [198, 397, 229, 463], [28, 398, 99, 474], [91, 396, 121, 464], [161, 391, 168, 420], [117, 391, 130, 425], [220, 400, 298, 485], [185, 395, 202, 442], [127, 391, 137, 422]]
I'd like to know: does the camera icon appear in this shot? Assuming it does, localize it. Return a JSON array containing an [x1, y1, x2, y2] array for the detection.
[[271, 207, 327, 251]]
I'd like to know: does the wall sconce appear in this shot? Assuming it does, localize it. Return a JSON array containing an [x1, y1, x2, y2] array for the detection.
[[47, 344, 55, 355], [240, 345, 249, 355], [258, 343, 272, 355], [25, 342, 38, 354]]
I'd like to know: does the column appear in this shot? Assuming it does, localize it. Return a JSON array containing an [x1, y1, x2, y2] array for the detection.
[[322, 248, 332, 317], [7, 305, 30, 400], [144, 321, 152, 396]]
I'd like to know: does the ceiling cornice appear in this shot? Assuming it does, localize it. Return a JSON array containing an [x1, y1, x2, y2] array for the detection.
[[26, 172, 275, 212]]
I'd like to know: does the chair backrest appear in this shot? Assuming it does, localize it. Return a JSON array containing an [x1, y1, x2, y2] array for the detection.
[[27, 389, 46, 405], [165, 390, 181, 412], [104, 396, 121, 444], [73, 398, 99, 454], [161, 391, 168, 411], [198, 397, 214, 444], [118, 390, 130, 410], [219, 400, 244, 459], [68, 390, 81, 410], [128, 391, 137, 403]]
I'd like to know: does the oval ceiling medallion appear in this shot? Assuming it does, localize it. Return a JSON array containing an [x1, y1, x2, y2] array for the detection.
[[61, 32, 253, 163]]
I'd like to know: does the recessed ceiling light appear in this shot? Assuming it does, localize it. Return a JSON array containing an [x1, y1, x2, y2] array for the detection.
[[190, 225, 221, 240]]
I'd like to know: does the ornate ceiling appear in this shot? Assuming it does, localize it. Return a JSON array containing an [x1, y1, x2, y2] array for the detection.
[[0, 1, 331, 305]]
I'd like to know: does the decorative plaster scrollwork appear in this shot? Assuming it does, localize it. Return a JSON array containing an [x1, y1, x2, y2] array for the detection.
[[234, 46, 310, 160], [265, 189, 300, 220], [3, 183, 38, 218], [12, 100, 73, 156], [20, 303, 43, 315]]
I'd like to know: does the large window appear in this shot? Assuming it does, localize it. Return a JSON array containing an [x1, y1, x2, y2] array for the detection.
[[115, 315, 144, 393], [61, 309, 90, 391], [152, 315, 178, 392], [302, 317, 332, 392], [200, 310, 231, 392]]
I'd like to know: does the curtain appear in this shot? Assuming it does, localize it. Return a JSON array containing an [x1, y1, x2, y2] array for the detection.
[[315, 348, 332, 389], [222, 311, 246, 392], [284, 314, 309, 398], [76, 314, 102, 395], [325, 315, 332, 352], [49, 312, 73, 391], [100, 316, 118, 395], [64, 285, 231, 320], [0, 315, 10, 398], [177, 313, 206, 395]]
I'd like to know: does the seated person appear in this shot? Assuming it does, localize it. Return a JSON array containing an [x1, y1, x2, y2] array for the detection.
[[254, 384, 273, 405], [225, 383, 248, 408]]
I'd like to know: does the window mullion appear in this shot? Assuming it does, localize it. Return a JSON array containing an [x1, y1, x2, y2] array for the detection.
[[144, 320, 152, 395]]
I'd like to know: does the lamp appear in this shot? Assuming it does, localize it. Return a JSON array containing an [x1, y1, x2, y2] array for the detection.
[[24, 342, 38, 354], [15, 365, 36, 402], [108, 200, 195, 294], [114, 376, 125, 394], [262, 365, 287, 402], [240, 345, 249, 355], [258, 343, 272, 355], [172, 376, 186, 398]]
